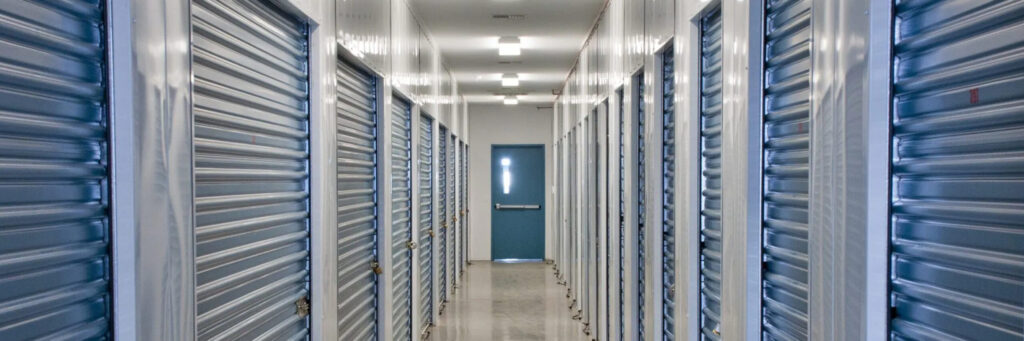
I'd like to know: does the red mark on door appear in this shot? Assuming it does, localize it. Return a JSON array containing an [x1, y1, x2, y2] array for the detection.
[[970, 88, 979, 104]]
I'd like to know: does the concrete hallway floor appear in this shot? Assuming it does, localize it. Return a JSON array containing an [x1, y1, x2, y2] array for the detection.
[[432, 262, 589, 341]]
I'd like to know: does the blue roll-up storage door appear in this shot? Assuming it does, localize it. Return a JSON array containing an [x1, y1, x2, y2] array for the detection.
[[335, 59, 379, 340], [0, 1, 110, 339], [617, 88, 627, 341], [417, 114, 434, 335], [438, 125, 448, 307], [390, 97, 413, 341], [448, 134, 457, 293], [635, 72, 648, 340], [191, 0, 310, 338], [890, 1, 1024, 340], [661, 45, 677, 341], [699, 7, 723, 340], [761, 0, 811, 339]]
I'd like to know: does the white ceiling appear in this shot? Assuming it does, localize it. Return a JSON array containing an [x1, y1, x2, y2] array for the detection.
[[408, 0, 605, 105]]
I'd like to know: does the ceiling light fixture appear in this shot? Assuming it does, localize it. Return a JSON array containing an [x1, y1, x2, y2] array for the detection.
[[503, 95, 519, 105], [501, 73, 519, 87], [498, 36, 521, 56]]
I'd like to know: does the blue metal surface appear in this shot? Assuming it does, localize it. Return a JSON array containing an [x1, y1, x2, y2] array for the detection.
[[0, 1, 111, 339], [390, 96, 413, 341], [335, 59, 379, 341], [491, 145, 546, 260], [191, 0, 310, 338], [762, 0, 811, 339], [635, 72, 647, 340], [438, 125, 448, 305], [890, 1, 1024, 340], [661, 45, 677, 341], [417, 114, 433, 335], [618, 88, 627, 341], [699, 7, 723, 340], [448, 134, 456, 293]]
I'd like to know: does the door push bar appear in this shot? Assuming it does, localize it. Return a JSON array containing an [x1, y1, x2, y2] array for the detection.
[[494, 203, 542, 210]]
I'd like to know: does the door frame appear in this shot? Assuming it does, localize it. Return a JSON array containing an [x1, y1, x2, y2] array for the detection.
[[489, 144, 547, 261]]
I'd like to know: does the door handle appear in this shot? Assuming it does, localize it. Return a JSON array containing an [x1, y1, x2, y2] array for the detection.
[[494, 203, 542, 210]]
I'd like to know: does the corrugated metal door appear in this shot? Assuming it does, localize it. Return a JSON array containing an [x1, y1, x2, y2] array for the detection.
[[417, 114, 434, 335], [335, 58, 379, 340], [761, 0, 811, 339], [0, 1, 111, 339], [661, 45, 677, 341], [890, 1, 1024, 340], [448, 134, 456, 292], [635, 72, 647, 340], [618, 88, 627, 341], [191, 0, 311, 338], [438, 126, 448, 306], [390, 97, 413, 341], [460, 143, 467, 270], [584, 116, 593, 327], [569, 128, 578, 305], [699, 7, 723, 340]]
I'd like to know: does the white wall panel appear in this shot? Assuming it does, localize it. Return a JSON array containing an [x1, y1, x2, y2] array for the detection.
[[718, 0, 764, 340], [644, 0, 673, 54], [625, 0, 645, 72], [337, 0, 390, 75], [109, 0, 195, 339], [808, 0, 891, 339], [391, 0, 420, 99]]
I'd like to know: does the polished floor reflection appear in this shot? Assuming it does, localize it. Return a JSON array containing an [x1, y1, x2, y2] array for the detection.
[[432, 262, 588, 340]]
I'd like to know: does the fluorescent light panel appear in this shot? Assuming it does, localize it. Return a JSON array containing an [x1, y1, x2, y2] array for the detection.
[[502, 73, 519, 87], [498, 36, 521, 56], [503, 95, 518, 105]]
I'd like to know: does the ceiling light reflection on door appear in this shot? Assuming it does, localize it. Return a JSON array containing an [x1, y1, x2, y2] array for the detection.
[[503, 95, 519, 105], [498, 36, 521, 56], [501, 157, 511, 194], [502, 73, 519, 87]]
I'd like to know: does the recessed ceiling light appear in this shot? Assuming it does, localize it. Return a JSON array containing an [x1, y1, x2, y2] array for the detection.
[[498, 36, 521, 56], [503, 95, 519, 105], [501, 73, 519, 87]]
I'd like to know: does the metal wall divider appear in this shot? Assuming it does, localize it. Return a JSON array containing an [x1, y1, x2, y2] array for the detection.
[[390, 96, 413, 341], [889, 1, 1024, 339], [0, 1, 112, 338], [699, 6, 723, 340], [761, 0, 811, 339], [335, 59, 380, 340], [190, 0, 311, 338]]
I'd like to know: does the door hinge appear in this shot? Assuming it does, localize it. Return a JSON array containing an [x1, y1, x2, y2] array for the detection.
[[407, 240, 417, 249], [441, 221, 447, 229], [429, 230, 435, 238], [295, 297, 310, 317], [370, 260, 383, 275]]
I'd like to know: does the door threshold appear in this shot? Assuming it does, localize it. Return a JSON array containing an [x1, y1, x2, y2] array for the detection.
[[493, 258, 544, 263]]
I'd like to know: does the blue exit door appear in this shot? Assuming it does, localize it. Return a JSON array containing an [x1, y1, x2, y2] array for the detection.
[[491, 145, 546, 261]]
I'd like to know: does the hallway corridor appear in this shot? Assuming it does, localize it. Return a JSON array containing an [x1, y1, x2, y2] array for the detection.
[[433, 263, 587, 341]]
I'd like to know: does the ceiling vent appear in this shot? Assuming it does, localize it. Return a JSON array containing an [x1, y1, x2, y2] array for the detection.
[[494, 90, 529, 96], [492, 14, 526, 22]]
